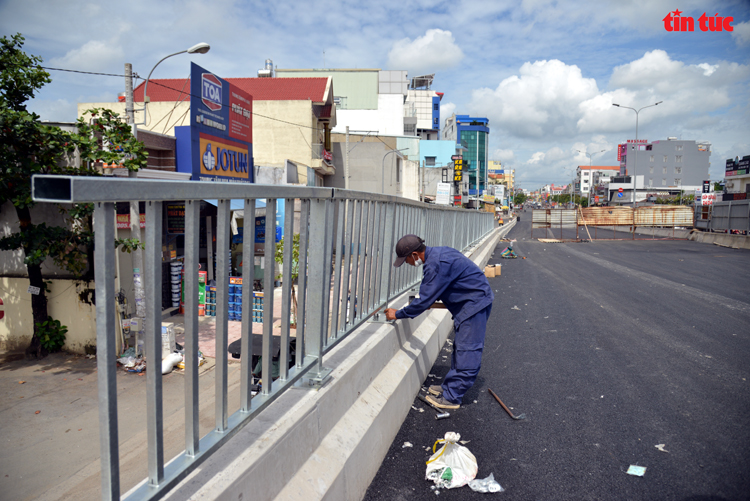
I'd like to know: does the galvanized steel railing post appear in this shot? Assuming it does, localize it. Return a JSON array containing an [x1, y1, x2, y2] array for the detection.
[[295, 199, 310, 367], [262, 199, 276, 394], [279, 199, 295, 379], [94, 202, 119, 500], [240, 198, 256, 411], [306, 198, 331, 378], [145, 201, 165, 486], [321, 200, 335, 341], [215, 200, 231, 428], [184, 200, 200, 452]]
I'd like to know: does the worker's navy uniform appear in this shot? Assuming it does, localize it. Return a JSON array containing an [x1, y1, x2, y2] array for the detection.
[[395, 246, 494, 404]]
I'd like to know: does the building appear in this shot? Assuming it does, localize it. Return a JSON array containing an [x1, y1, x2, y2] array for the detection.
[[328, 132, 420, 199], [442, 114, 489, 196], [488, 161, 514, 191], [724, 155, 750, 199], [576, 165, 620, 201], [276, 68, 408, 137], [616, 137, 710, 203], [404, 74, 442, 140], [79, 75, 337, 185]]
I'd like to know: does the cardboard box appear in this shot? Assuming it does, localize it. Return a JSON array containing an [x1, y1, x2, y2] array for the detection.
[[484, 264, 501, 278], [484, 265, 495, 278]]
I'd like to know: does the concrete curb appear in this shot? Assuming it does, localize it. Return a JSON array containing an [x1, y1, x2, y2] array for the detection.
[[161, 229, 502, 501]]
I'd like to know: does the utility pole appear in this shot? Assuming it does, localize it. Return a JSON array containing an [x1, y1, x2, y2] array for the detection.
[[420, 160, 424, 202], [345, 126, 349, 190], [125, 63, 146, 320]]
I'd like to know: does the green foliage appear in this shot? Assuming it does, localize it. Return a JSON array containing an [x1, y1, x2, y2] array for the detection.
[[274, 233, 300, 281], [513, 192, 528, 206], [115, 237, 144, 253], [1, 33, 147, 354], [76, 108, 148, 172], [35, 317, 67, 352]]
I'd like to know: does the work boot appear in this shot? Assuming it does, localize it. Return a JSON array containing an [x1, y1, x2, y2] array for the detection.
[[426, 394, 459, 410], [428, 385, 443, 396]]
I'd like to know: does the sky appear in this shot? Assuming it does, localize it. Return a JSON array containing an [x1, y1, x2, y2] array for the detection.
[[2, 0, 749, 190]]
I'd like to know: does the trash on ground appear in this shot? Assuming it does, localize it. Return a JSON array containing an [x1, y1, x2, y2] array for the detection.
[[500, 247, 518, 259], [655, 444, 669, 453], [425, 432, 478, 489], [511, 306, 520, 310], [627, 465, 647, 477], [403, 442, 413, 448], [468, 472, 505, 493]]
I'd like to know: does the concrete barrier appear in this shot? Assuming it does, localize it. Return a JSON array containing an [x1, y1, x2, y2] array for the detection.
[[156, 228, 502, 501], [688, 230, 750, 249]]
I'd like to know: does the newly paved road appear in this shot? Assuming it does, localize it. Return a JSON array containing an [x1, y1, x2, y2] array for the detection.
[[365, 220, 750, 500]]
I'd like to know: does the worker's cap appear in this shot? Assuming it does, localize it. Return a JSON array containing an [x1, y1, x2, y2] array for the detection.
[[393, 234, 424, 267]]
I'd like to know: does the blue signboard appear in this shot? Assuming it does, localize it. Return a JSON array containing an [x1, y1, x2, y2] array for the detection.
[[175, 63, 254, 182]]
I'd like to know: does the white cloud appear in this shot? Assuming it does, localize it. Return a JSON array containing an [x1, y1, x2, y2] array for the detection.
[[50, 40, 124, 72], [732, 20, 750, 47], [469, 59, 599, 139], [387, 29, 464, 74], [492, 148, 515, 163], [440, 102, 456, 121], [577, 51, 750, 135]]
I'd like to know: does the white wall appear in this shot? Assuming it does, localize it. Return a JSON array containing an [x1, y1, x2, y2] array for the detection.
[[333, 95, 404, 136], [0, 277, 96, 353]]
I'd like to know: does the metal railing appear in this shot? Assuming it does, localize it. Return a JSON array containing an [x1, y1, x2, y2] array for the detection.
[[694, 199, 750, 232], [31, 175, 494, 500]]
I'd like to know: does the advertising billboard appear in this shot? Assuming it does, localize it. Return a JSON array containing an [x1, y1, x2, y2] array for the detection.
[[176, 63, 254, 182]]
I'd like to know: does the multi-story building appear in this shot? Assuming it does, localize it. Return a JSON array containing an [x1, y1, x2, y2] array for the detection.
[[724, 155, 750, 199], [79, 74, 337, 185], [576, 165, 620, 200], [616, 137, 710, 203], [488, 161, 514, 191], [276, 68, 409, 137], [404, 74, 442, 140], [442, 114, 489, 196]]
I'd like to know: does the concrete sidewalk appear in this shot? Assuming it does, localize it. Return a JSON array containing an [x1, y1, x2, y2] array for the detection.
[[0, 348, 243, 500]]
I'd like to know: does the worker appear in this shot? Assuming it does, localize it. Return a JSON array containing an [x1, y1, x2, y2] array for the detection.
[[385, 235, 494, 410]]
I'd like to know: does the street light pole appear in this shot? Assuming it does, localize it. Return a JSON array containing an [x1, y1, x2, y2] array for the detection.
[[612, 101, 662, 207], [138, 42, 211, 126], [381, 148, 408, 194]]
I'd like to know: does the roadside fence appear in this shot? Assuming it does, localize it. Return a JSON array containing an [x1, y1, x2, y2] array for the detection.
[[31, 175, 495, 500]]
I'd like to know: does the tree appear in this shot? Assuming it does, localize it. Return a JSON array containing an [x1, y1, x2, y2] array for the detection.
[[513, 192, 527, 206], [0, 34, 146, 357], [275, 233, 300, 326]]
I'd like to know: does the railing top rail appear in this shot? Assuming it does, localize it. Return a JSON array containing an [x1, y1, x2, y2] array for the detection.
[[31, 175, 482, 213]]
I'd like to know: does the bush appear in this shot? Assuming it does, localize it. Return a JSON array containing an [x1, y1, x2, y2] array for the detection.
[[36, 317, 68, 352]]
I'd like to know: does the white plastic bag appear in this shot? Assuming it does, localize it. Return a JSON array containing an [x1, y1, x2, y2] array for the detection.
[[425, 432, 478, 489]]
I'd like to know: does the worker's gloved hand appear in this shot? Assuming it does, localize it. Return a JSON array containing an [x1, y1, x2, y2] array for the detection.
[[385, 308, 397, 321]]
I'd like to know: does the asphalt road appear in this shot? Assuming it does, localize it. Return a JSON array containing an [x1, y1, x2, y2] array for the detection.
[[364, 220, 750, 501]]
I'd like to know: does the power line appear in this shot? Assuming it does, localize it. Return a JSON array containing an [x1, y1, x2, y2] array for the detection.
[[41, 66, 131, 78], [41, 65, 352, 135]]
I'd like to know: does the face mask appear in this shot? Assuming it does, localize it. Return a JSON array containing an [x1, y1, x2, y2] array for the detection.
[[413, 256, 423, 267]]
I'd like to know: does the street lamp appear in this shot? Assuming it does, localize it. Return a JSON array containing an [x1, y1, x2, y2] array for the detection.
[[382, 148, 409, 194], [577, 149, 606, 206], [140, 42, 211, 125], [612, 101, 662, 207]]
